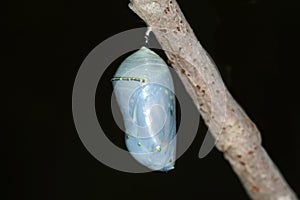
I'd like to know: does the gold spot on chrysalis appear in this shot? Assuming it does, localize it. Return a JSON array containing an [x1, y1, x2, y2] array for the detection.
[[156, 146, 161, 152]]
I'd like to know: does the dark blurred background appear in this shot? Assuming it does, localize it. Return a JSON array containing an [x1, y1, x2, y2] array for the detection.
[[8, 0, 300, 199]]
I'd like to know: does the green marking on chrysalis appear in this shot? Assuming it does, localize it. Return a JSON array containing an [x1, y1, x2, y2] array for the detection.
[[137, 142, 141, 147], [125, 133, 130, 139]]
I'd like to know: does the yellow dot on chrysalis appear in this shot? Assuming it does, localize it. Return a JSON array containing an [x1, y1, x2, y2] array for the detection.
[[156, 146, 161, 152], [171, 166, 175, 169]]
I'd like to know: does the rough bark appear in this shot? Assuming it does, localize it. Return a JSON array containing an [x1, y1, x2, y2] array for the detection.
[[129, 0, 298, 199]]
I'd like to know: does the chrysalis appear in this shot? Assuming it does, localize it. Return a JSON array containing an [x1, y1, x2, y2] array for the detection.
[[112, 47, 176, 171]]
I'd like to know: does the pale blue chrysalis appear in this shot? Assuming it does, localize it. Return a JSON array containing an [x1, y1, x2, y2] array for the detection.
[[112, 47, 176, 171]]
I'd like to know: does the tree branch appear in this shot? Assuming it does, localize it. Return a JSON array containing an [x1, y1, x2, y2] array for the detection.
[[129, 0, 298, 199]]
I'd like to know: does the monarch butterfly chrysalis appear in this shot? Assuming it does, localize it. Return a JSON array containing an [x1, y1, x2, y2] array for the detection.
[[112, 47, 176, 171]]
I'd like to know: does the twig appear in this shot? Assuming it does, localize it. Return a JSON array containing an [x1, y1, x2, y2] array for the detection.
[[129, 0, 298, 199]]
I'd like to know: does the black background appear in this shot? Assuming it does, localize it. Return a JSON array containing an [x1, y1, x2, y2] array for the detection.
[[8, 0, 300, 199]]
